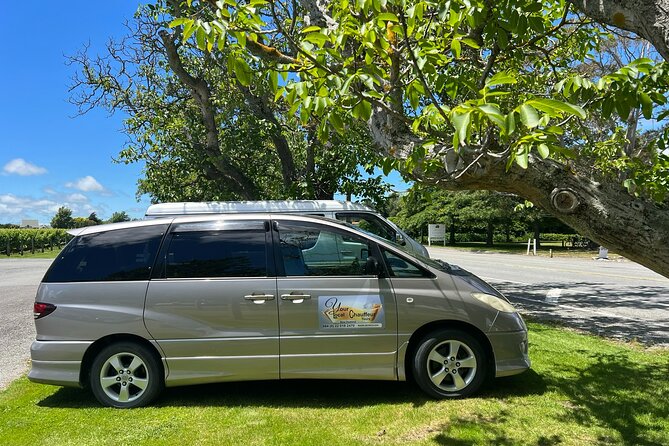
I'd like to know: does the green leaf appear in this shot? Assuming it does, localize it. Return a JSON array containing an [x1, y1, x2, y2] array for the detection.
[[519, 104, 540, 128], [497, 28, 509, 49], [330, 113, 344, 133], [478, 104, 505, 129], [526, 98, 586, 119], [505, 112, 516, 135], [451, 39, 461, 58], [195, 27, 207, 50], [485, 72, 517, 88], [233, 57, 251, 86], [451, 111, 471, 146], [516, 147, 529, 169], [537, 143, 550, 159], [352, 100, 372, 121], [377, 12, 399, 23], [301, 25, 322, 34], [639, 92, 653, 119], [304, 32, 328, 47], [169, 18, 189, 28]]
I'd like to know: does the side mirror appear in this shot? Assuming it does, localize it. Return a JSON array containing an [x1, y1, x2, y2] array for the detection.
[[396, 232, 407, 246], [364, 256, 383, 276]]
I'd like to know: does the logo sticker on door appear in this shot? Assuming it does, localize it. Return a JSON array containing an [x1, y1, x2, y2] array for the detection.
[[319, 295, 384, 329]]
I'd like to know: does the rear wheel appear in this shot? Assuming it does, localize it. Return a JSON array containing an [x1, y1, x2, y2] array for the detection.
[[413, 329, 486, 398], [89, 342, 163, 408]]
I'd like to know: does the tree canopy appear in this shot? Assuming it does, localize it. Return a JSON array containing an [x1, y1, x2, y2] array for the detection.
[[160, 0, 669, 277], [70, 3, 392, 206]]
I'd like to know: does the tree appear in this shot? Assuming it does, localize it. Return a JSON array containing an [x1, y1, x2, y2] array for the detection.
[[175, 0, 669, 277], [51, 207, 74, 229], [87, 212, 102, 224], [69, 3, 391, 204], [392, 188, 527, 245], [108, 211, 131, 223]]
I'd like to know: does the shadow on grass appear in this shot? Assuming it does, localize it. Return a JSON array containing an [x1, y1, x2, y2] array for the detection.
[[544, 351, 669, 446], [38, 369, 546, 410]]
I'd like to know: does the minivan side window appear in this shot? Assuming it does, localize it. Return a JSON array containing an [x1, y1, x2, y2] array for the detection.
[[382, 249, 430, 278], [43, 225, 168, 283], [335, 213, 396, 242], [163, 230, 267, 278], [278, 223, 373, 276]]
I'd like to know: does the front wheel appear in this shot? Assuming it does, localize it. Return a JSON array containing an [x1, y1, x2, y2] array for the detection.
[[413, 329, 486, 398], [90, 342, 163, 408]]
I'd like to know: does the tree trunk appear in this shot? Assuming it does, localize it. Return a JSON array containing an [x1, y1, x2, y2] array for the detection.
[[570, 0, 669, 62], [533, 221, 541, 250], [486, 221, 494, 246], [443, 156, 669, 276], [449, 220, 456, 245]]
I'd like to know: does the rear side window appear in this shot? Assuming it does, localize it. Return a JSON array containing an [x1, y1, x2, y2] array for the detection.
[[43, 225, 168, 282], [163, 230, 267, 278]]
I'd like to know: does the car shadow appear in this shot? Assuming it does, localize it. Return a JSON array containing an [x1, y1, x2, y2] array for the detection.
[[495, 281, 669, 346], [37, 370, 546, 409]]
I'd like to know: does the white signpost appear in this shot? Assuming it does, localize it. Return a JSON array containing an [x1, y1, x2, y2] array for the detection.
[[428, 224, 446, 246]]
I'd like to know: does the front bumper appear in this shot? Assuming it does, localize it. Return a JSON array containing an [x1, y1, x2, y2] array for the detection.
[[488, 330, 531, 377], [27, 340, 91, 387]]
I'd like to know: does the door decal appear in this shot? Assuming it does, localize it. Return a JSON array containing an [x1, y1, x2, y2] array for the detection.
[[319, 295, 384, 329]]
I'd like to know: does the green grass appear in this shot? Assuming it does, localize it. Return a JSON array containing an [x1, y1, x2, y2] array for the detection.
[[0, 248, 60, 259], [1, 322, 667, 445]]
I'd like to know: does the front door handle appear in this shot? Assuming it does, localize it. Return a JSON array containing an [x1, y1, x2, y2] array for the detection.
[[244, 293, 275, 304], [281, 293, 312, 303]]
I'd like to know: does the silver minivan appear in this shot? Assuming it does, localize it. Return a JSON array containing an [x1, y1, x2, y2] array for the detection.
[[29, 214, 530, 408]]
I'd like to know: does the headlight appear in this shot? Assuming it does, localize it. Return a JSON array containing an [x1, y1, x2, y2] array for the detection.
[[471, 292, 517, 313]]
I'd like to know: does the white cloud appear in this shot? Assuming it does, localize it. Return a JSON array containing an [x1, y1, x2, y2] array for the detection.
[[3, 158, 47, 176], [0, 194, 58, 218], [66, 193, 88, 203], [65, 175, 105, 192]]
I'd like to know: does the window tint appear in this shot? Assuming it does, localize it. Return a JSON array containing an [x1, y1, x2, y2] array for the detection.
[[43, 225, 167, 282], [335, 213, 396, 242], [279, 223, 373, 276], [165, 230, 267, 278], [382, 249, 429, 278]]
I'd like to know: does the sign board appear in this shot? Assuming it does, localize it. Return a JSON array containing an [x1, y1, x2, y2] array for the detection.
[[428, 224, 446, 246]]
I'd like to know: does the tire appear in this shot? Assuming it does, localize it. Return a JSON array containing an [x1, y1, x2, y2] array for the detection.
[[89, 342, 163, 408], [413, 329, 486, 399]]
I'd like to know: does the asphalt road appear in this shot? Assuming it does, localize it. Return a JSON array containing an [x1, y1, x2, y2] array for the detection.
[[2, 251, 668, 390], [0, 259, 51, 389], [428, 247, 669, 347]]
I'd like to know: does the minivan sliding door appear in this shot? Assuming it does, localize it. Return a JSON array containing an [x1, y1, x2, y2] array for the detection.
[[144, 220, 279, 386]]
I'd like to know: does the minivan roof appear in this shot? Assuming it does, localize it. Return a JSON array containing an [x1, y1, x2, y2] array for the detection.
[[144, 200, 374, 218]]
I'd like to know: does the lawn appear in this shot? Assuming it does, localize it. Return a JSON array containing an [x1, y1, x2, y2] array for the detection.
[[0, 248, 61, 259], [1, 322, 667, 446]]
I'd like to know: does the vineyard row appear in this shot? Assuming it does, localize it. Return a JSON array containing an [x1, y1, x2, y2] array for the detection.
[[0, 229, 72, 256]]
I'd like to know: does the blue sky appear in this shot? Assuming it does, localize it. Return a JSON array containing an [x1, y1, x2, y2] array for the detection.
[[0, 2, 407, 225], [0, 2, 149, 225]]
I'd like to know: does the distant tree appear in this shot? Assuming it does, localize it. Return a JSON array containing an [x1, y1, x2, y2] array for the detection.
[[73, 217, 98, 228], [87, 212, 102, 224], [108, 211, 131, 223], [50, 207, 74, 229]]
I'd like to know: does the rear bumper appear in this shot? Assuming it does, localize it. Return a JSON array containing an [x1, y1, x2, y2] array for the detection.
[[28, 340, 91, 387], [488, 330, 531, 377]]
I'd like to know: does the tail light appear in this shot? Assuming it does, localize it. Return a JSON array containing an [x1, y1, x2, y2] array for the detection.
[[34, 302, 56, 319]]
